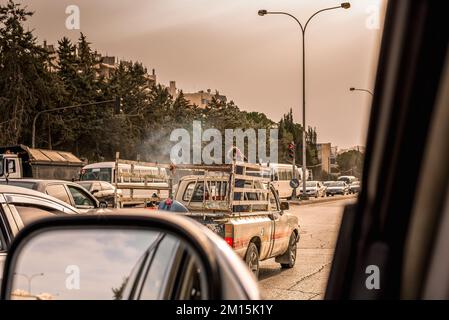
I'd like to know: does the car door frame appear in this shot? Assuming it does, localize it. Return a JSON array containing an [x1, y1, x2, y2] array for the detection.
[[325, 0, 449, 299], [128, 236, 190, 300], [267, 185, 291, 258], [44, 182, 74, 208], [64, 183, 99, 210], [5, 193, 79, 224], [0, 196, 13, 250], [0, 192, 79, 240]]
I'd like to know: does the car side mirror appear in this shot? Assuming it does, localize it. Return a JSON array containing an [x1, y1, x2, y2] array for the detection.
[[91, 189, 99, 195], [280, 201, 290, 211], [6, 159, 16, 174], [0, 215, 259, 300]]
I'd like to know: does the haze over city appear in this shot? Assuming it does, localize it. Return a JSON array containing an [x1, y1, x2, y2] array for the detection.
[[20, 0, 385, 149]]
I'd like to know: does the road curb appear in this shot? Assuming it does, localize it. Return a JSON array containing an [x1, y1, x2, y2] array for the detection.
[[288, 194, 357, 206]]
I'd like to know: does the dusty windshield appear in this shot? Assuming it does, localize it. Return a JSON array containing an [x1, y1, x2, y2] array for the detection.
[[326, 182, 346, 187], [0, 0, 387, 301], [80, 168, 112, 182]]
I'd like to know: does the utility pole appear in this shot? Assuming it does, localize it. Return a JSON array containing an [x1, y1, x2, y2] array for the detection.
[[258, 3, 351, 200]]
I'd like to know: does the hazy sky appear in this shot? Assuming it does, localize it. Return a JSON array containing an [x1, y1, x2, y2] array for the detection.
[[18, 0, 386, 149]]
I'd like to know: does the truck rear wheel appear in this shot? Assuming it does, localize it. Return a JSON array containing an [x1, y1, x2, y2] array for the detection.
[[245, 242, 260, 279], [281, 233, 297, 269]]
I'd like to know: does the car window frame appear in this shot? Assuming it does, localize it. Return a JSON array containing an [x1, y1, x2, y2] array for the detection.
[[0, 204, 10, 252], [136, 235, 181, 300], [10, 204, 64, 226], [182, 181, 205, 203], [4, 194, 78, 215], [66, 184, 97, 209], [173, 251, 205, 300], [45, 183, 72, 206], [326, 0, 448, 300]]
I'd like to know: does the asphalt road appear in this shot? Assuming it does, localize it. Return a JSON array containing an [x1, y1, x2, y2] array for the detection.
[[258, 197, 356, 300]]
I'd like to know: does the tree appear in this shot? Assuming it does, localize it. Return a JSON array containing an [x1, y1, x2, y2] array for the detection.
[[336, 150, 364, 178], [0, 0, 62, 145], [135, 84, 177, 163], [112, 277, 128, 300], [244, 111, 274, 129], [278, 109, 319, 166], [1, 1, 325, 166]]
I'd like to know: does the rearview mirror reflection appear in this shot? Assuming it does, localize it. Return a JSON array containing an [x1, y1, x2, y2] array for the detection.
[[7, 228, 207, 300]]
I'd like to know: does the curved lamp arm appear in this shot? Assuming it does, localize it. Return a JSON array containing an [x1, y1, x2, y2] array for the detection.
[[259, 11, 305, 32], [259, 3, 351, 33], [304, 6, 345, 31]]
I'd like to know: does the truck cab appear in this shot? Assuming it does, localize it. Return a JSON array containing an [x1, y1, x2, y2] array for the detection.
[[0, 154, 21, 179], [0, 145, 83, 181]]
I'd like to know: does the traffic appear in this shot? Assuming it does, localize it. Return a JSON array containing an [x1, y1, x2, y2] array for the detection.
[[0, 145, 358, 300]]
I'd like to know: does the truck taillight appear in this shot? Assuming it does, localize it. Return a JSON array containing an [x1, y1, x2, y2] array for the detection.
[[224, 237, 233, 247], [224, 224, 234, 248]]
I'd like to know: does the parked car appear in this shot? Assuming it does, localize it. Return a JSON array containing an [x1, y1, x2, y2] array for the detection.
[[324, 181, 349, 196], [0, 185, 80, 283], [0, 179, 107, 212], [0, 213, 260, 300], [349, 181, 361, 194], [299, 181, 326, 198], [77, 180, 121, 207], [337, 176, 358, 184]]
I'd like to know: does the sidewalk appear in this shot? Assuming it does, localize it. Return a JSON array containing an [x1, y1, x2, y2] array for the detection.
[[288, 194, 357, 206]]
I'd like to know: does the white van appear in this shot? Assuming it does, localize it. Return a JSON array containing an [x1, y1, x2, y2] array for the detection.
[[79, 162, 170, 204], [260, 163, 310, 199]]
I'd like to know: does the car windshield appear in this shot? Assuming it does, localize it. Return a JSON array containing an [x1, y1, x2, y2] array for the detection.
[[327, 182, 345, 187], [80, 168, 112, 183], [306, 182, 317, 187]]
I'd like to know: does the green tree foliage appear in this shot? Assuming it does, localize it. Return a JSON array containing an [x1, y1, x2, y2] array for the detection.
[[278, 109, 319, 166], [0, 1, 63, 145], [112, 277, 128, 300], [336, 150, 364, 178]]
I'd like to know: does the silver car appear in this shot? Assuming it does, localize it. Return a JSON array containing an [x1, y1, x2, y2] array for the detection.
[[0, 185, 80, 282], [300, 181, 327, 198], [0, 179, 107, 212], [77, 180, 121, 207]]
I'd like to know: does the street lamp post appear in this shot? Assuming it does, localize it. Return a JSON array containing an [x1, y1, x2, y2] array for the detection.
[[258, 3, 351, 200], [32, 97, 122, 149], [349, 87, 374, 97], [14, 272, 44, 295]]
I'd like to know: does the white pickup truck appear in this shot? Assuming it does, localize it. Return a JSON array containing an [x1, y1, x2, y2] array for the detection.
[[168, 162, 300, 278]]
